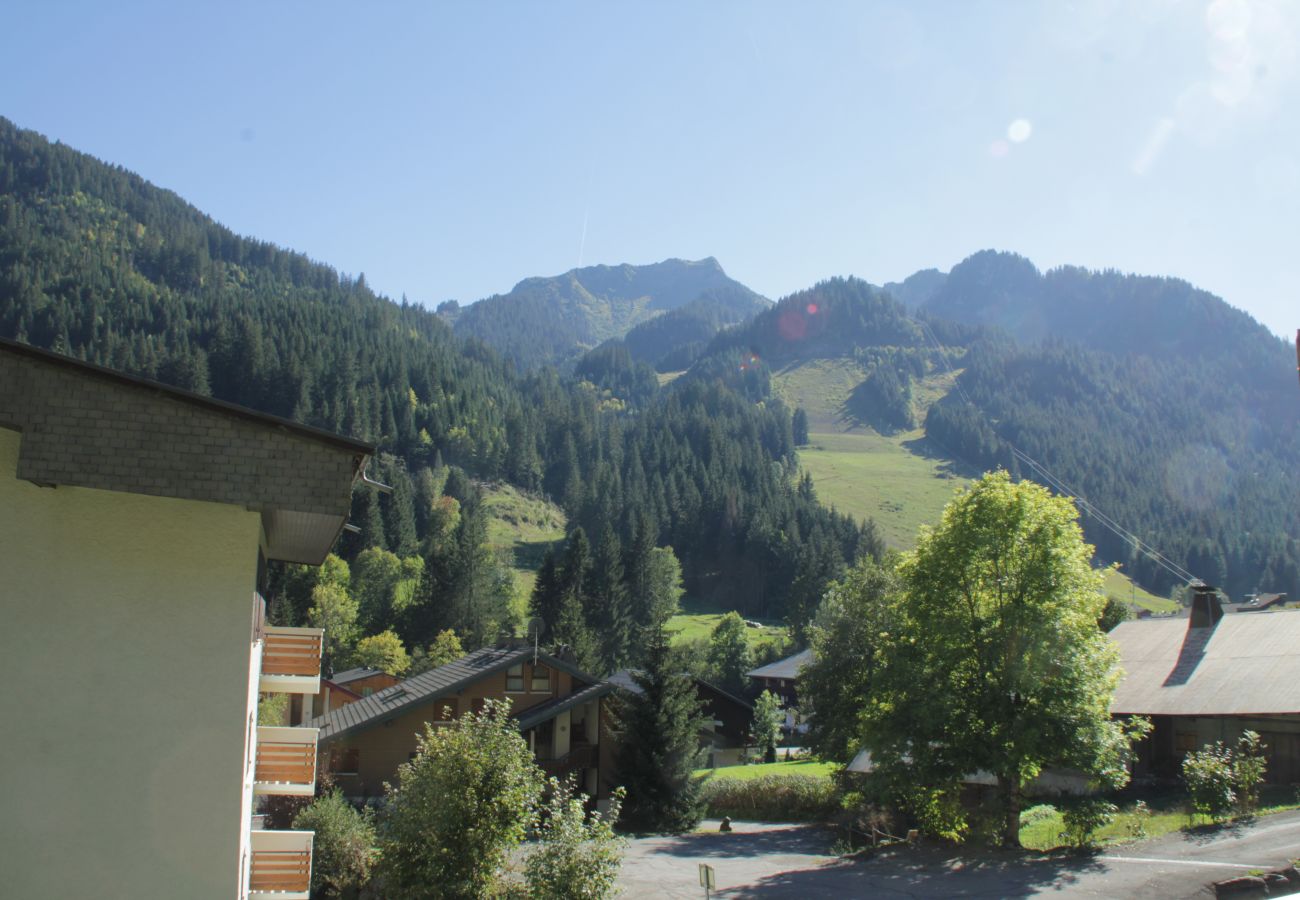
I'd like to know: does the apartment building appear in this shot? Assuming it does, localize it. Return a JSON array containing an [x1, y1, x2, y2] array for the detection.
[[0, 338, 373, 899]]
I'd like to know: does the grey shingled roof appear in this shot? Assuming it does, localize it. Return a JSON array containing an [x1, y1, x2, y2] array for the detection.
[[310, 646, 596, 741], [330, 667, 384, 685], [747, 648, 813, 681], [608, 669, 752, 712], [1110, 610, 1300, 716]]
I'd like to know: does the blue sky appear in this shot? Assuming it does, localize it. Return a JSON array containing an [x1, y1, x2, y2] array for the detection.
[[3, 1, 1296, 337]]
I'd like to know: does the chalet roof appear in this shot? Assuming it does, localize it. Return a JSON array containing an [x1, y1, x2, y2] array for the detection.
[[310, 645, 597, 741], [1110, 610, 1300, 716], [747, 648, 813, 681], [608, 669, 753, 712], [330, 667, 386, 685]]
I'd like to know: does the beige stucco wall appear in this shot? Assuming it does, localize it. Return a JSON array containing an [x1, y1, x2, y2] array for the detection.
[[0, 427, 262, 899]]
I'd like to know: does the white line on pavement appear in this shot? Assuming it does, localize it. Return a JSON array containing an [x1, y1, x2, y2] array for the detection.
[[1098, 856, 1271, 870]]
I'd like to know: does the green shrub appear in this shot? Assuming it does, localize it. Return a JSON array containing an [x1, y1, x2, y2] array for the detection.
[[1059, 798, 1118, 848], [1182, 732, 1269, 822], [1183, 743, 1237, 821], [699, 774, 839, 822], [1126, 800, 1152, 840], [291, 792, 375, 898], [524, 779, 625, 900], [1019, 804, 1058, 827]]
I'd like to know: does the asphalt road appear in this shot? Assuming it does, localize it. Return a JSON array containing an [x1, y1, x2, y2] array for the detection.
[[618, 811, 1300, 898]]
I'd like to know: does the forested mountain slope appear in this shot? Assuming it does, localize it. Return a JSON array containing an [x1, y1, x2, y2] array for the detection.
[[0, 116, 876, 668], [690, 262, 1300, 602], [451, 257, 767, 369]]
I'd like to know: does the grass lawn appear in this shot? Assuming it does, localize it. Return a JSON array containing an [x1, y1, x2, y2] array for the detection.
[[481, 483, 567, 622], [1019, 787, 1300, 851], [1101, 567, 1178, 614], [695, 759, 836, 781], [667, 610, 787, 651]]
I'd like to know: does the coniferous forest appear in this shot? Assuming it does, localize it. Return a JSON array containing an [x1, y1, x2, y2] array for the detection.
[[0, 116, 876, 671], [3, 112, 1297, 657]]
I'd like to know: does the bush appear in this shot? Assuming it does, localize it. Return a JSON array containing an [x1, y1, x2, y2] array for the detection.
[[700, 774, 839, 822], [378, 699, 543, 899], [1183, 744, 1238, 821], [291, 792, 375, 898], [1060, 798, 1118, 848], [524, 778, 625, 900], [1019, 804, 1058, 827], [1182, 732, 1269, 822]]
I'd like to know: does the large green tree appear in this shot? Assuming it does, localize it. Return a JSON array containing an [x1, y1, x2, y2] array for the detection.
[[706, 611, 752, 696], [800, 556, 901, 763], [862, 472, 1147, 847]]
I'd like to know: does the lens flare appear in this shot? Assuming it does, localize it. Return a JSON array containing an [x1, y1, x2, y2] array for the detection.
[[1007, 119, 1033, 143]]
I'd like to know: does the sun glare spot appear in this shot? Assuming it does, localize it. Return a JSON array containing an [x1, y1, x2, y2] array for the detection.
[[1007, 119, 1033, 143], [806, 303, 819, 315]]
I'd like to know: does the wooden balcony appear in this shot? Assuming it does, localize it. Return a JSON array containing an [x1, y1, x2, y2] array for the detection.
[[249, 830, 312, 899], [540, 741, 598, 777], [259, 626, 323, 694], [254, 727, 318, 796]]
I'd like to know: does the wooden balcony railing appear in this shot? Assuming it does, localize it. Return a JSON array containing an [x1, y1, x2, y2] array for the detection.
[[540, 742, 598, 777], [253, 733, 317, 795], [250, 830, 313, 897], [250, 850, 311, 894], [261, 627, 323, 678]]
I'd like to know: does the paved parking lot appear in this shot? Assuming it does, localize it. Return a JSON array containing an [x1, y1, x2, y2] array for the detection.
[[618, 812, 1300, 898]]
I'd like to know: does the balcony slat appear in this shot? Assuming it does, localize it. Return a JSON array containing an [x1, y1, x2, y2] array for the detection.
[[256, 742, 316, 785], [261, 630, 323, 678], [250, 851, 311, 892]]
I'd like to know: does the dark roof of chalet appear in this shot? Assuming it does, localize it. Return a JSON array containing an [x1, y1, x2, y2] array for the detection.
[[608, 669, 753, 711], [330, 667, 388, 685], [747, 648, 813, 681], [0, 337, 375, 454], [516, 681, 615, 730], [309, 645, 598, 741], [1110, 609, 1300, 716]]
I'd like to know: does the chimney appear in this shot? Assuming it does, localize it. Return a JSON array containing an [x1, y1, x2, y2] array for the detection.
[[1189, 581, 1224, 629]]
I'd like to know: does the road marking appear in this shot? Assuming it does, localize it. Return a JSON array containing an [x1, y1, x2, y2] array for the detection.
[[1098, 855, 1271, 870]]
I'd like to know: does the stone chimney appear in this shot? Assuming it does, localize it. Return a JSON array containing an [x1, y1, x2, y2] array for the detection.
[[1189, 581, 1224, 629]]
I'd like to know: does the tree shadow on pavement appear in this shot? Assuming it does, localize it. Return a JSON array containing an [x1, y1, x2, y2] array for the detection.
[[1179, 819, 1252, 846], [728, 846, 1111, 898]]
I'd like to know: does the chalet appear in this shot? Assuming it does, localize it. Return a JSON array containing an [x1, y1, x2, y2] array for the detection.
[[608, 670, 754, 767], [286, 667, 400, 726], [1111, 586, 1300, 784], [747, 648, 812, 708], [308, 645, 617, 804], [0, 337, 372, 899]]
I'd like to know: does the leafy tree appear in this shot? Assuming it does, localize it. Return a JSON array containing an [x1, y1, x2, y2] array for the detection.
[[291, 792, 375, 898], [706, 612, 752, 696], [1097, 594, 1130, 632], [409, 628, 465, 675], [615, 627, 708, 833], [801, 556, 901, 762], [751, 690, 784, 763], [307, 582, 360, 674], [643, 546, 685, 630], [351, 548, 422, 631], [862, 472, 1148, 847], [524, 777, 626, 900], [378, 700, 543, 899], [352, 629, 411, 676]]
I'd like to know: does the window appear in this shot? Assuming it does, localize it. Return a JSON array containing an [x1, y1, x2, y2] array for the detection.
[[1176, 732, 1199, 754], [435, 698, 459, 721], [329, 748, 360, 774], [506, 664, 524, 692], [531, 664, 551, 693]]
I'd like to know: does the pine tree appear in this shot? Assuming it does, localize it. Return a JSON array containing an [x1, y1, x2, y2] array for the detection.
[[591, 523, 632, 672], [614, 626, 707, 833]]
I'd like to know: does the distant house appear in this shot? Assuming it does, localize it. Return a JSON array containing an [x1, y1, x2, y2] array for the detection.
[[748, 648, 813, 707], [0, 337, 370, 899], [308, 645, 618, 803], [1111, 586, 1300, 784], [608, 670, 753, 767], [287, 667, 400, 725]]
